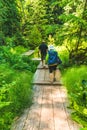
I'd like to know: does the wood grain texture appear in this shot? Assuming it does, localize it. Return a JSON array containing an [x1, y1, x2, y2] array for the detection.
[[11, 63, 80, 130]]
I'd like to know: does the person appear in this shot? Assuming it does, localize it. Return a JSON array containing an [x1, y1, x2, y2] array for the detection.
[[46, 45, 59, 83], [39, 40, 48, 67]]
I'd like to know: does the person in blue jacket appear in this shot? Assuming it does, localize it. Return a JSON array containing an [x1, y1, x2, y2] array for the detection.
[[46, 45, 58, 83]]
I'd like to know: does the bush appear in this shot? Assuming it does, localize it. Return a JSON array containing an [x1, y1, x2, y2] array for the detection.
[[9, 71, 33, 113], [0, 45, 39, 130], [62, 65, 87, 93], [0, 63, 35, 130], [62, 65, 87, 127], [13, 45, 28, 54], [56, 46, 69, 70]]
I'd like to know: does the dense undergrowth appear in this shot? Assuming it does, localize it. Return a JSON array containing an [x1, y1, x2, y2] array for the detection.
[[0, 46, 39, 130], [62, 65, 87, 129], [57, 47, 87, 130]]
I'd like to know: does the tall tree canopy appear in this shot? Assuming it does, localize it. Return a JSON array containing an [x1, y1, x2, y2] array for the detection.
[[0, 0, 87, 63]]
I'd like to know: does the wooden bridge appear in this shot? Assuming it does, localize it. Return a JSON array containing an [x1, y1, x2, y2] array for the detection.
[[11, 62, 80, 130]]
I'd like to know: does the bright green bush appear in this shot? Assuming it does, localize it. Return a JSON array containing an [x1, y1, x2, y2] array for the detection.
[[56, 46, 69, 69], [62, 65, 87, 92], [0, 45, 39, 130], [80, 128, 87, 130], [59, 50, 69, 66], [0, 46, 39, 72], [13, 45, 28, 54], [9, 71, 33, 113], [62, 65, 87, 127], [0, 62, 37, 130], [0, 64, 14, 85]]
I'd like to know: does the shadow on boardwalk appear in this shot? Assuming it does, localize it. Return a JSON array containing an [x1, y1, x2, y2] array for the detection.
[[11, 63, 80, 130]]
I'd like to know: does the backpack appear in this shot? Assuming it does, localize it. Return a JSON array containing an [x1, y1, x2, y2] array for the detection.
[[48, 50, 61, 65]]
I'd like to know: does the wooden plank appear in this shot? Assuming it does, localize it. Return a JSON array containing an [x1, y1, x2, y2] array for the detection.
[[44, 68, 50, 82], [39, 86, 55, 130], [11, 109, 29, 130], [33, 69, 45, 82], [52, 86, 70, 130], [32, 58, 41, 61], [22, 50, 34, 56], [56, 69, 61, 81], [37, 63, 61, 81], [33, 70, 44, 82], [32, 81, 62, 86], [37, 65, 48, 69], [22, 85, 44, 130], [33, 68, 62, 86], [59, 88, 80, 130]]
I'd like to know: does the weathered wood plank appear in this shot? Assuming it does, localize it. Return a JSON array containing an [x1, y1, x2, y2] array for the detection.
[[52, 86, 71, 130], [32, 58, 41, 61], [39, 86, 55, 130], [59, 88, 80, 130], [32, 81, 62, 86], [22, 50, 34, 56], [11, 109, 29, 130], [22, 85, 43, 130], [33, 69, 45, 82], [33, 65, 62, 86]]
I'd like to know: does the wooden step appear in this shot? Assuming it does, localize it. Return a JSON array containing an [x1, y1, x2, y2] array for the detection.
[[37, 67, 48, 69], [32, 81, 62, 86]]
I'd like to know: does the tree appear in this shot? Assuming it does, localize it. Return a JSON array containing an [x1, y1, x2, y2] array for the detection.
[[55, 0, 87, 64], [1, 0, 20, 36]]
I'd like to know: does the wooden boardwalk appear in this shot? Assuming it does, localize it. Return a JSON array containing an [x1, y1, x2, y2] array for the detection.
[[22, 50, 34, 56], [11, 63, 80, 130]]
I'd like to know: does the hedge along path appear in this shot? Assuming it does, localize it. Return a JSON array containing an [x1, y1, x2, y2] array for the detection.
[[11, 62, 81, 130]]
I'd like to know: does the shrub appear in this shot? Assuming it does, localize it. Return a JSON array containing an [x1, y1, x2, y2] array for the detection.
[[0, 63, 35, 130], [13, 45, 28, 54], [9, 71, 33, 113], [62, 65, 87, 127], [0, 45, 39, 130]]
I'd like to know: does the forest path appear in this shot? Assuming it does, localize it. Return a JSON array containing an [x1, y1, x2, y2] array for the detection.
[[11, 62, 80, 130]]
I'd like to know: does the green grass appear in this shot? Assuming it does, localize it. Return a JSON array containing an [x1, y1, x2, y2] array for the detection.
[[62, 65, 87, 127], [0, 61, 38, 130]]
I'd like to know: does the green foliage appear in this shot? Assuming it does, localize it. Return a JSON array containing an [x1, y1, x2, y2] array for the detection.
[[1, 0, 20, 36], [28, 25, 42, 49], [0, 32, 5, 45], [13, 45, 28, 54], [0, 46, 37, 72], [0, 45, 39, 129], [14, 32, 27, 46], [9, 71, 33, 112], [80, 128, 87, 130], [0, 64, 14, 85], [0, 63, 35, 130], [62, 65, 87, 91], [56, 46, 69, 67], [0, 46, 22, 66], [42, 24, 59, 36], [53, 0, 87, 65], [62, 65, 87, 127], [0, 112, 14, 130]]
